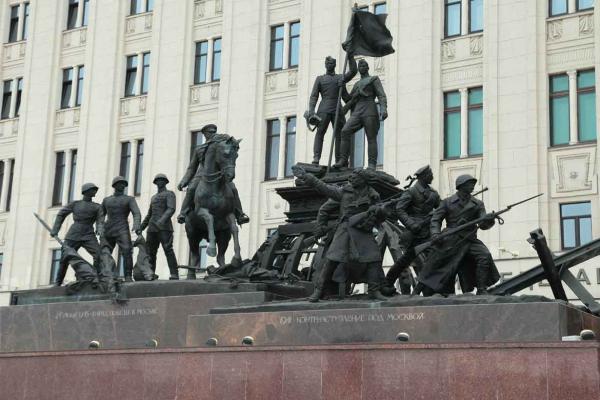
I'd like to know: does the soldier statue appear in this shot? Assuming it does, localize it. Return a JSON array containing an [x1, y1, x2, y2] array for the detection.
[[292, 165, 388, 302], [417, 174, 500, 295], [49, 182, 103, 286], [177, 123, 249, 225], [101, 176, 141, 282], [306, 53, 357, 165], [333, 59, 387, 170], [385, 165, 440, 292], [140, 173, 179, 280]]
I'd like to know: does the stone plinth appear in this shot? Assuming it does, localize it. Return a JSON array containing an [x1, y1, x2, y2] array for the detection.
[[187, 301, 600, 347], [0, 292, 266, 352], [0, 343, 599, 399]]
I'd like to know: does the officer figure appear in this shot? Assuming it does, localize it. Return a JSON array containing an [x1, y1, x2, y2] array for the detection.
[[426, 174, 497, 294], [101, 176, 141, 282], [177, 123, 249, 225], [333, 59, 388, 170], [307, 53, 357, 165], [386, 166, 440, 291], [140, 174, 179, 280], [49, 183, 103, 286]]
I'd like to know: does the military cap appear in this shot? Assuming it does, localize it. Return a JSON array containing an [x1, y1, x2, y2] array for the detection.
[[455, 174, 477, 189], [414, 165, 432, 177], [200, 124, 217, 134], [111, 176, 128, 187], [81, 182, 99, 194], [153, 173, 169, 184], [325, 56, 336, 63]]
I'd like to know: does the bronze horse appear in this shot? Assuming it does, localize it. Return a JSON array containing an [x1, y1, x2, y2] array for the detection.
[[185, 136, 242, 272]]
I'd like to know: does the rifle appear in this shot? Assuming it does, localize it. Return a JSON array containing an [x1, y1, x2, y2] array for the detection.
[[414, 193, 543, 255], [34, 212, 64, 246]]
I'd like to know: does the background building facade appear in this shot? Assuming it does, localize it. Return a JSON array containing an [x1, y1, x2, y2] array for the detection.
[[0, 0, 599, 303]]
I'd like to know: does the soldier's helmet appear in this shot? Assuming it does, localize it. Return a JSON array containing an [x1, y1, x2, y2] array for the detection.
[[81, 182, 99, 194], [153, 173, 169, 184], [200, 124, 217, 134], [455, 174, 477, 189], [414, 165, 432, 177], [112, 176, 128, 188]]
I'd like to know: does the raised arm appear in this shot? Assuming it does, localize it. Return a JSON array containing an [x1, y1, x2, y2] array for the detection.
[[50, 203, 74, 236], [342, 54, 357, 83]]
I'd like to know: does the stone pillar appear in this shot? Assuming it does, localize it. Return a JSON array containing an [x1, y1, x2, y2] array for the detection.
[[282, 22, 290, 69], [568, 0, 577, 13], [0, 159, 10, 211], [70, 66, 79, 108], [76, 0, 84, 27], [567, 70, 578, 144], [206, 37, 214, 83], [134, 53, 143, 96], [62, 150, 73, 205], [9, 79, 18, 118], [16, 3, 24, 41], [461, 0, 469, 35], [277, 116, 286, 179], [459, 87, 469, 157], [129, 140, 138, 194]]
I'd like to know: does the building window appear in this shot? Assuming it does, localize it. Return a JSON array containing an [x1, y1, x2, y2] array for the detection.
[[61, 68, 74, 109], [0, 253, 3, 279], [75, 67, 84, 106], [560, 202, 592, 250], [549, 74, 570, 146], [141, 52, 150, 95], [82, 0, 90, 26], [1, 81, 12, 120], [288, 22, 300, 68], [6, 160, 14, 211], [445, 0, 461, 37], [212, 38, 222, 81], [285, 116, 296, 177], [67, 0, 79, 30], [374, 2, 387, 14], [265, 119, 280, 180], [468, 87, 483, 155], [469, 0, 483, 33], [50, 249, 62, 284], [190, 130, 205, 160], [22, 2, 29, 40], [15, 78, 23, 117], [134, 139, 144, 196], [147, 0, 154, 12], [444, 91, 461, 158], [68, 150, 77, 202], [8, 5, 19, 43], [194, 41, 208, 84], [52, 151, 66, 206], [119, 142, 131, 185], [130, 0, 142, 15], [124, 55, 138, 97], [577, 69, 596, 142], [578, 0, 595, 11], [0, 161, 4, 205], [267, 228, 278, 238], [269, 25, 284, 71], [549, 0, 568, 16]]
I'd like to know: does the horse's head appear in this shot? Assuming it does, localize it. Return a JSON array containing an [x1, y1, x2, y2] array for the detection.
[[215, 137, 241, 182]]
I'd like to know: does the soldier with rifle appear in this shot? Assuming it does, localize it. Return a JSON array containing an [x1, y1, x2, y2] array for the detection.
[[415, 174, 541, 296], [49, 183, 103, 286], [292, 165, 389, 302], [384, 165, 440, 293]]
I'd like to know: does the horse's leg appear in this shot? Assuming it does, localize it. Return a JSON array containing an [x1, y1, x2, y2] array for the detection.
[[187, 232, 199, 280], [196, 207, 217, 257], [216, 230, 229, 268], [227, 213, 242, 265]]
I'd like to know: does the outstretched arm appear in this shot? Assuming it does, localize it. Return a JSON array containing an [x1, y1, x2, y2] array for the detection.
[[50, 203, 74, 236], [292, 166, 343, 201]]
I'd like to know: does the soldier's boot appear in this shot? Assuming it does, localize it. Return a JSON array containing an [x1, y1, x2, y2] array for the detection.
[[123, 255, 134, 282], [369, 289, 387, 301], [332, 138, 350, 169], [476, 269, 489, 295], [338, 282, 346, 300], [177, 190, 195, 224], [235, 212, 250, 225], [308, 287, 322, 303]]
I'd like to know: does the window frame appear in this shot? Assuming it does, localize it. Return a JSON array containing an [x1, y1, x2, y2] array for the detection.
[[288, 21, 300, 69], [1, 80, 12, 120], [124, 55, 138, 97], [5, 159, 14, 211], [549, 73, 571, 147], [467, 86, 483, 156], [560, 201, 592, 250], [190, 130, 205, 160], [67, 149, 77, 203], [194, 40, 208, 84], [576, 0, 595, 11], [468, 0, 483, 34], [211, 37, 222, 82], [443, 90, 462, 159], [0, 161, 4, 205], [75, 66, 84, 107], [52, 151, 66, 206], [21, 2, 29, 40], [444, 0, 462, 38], [7, 4, 19, 43], [269, 24, 284, 72], [141, 52, 150, 95], [82, 0, 90, 27], [265, 119, 280, 180], [549, 0, 569, 17], [61, 67, 74, 109], [576, 68, 596, 143], [374, 2, 387, 15], [119, 141, 132, 186], [284, 116, 296, 177], [134, 139, 144, 196], [15, 77, 22, 117], [66, 0, 79, 30]]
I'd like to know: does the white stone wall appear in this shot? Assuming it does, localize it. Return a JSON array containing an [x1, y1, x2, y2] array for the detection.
[[0, 0, 598, 302]]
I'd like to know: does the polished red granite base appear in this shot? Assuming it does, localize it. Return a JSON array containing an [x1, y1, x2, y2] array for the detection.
[[0, 342, 598, 400]]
